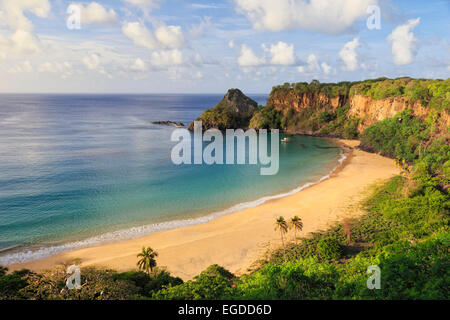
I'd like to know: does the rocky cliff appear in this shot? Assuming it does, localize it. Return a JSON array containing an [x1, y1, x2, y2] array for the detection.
[[268, 91, 348, 113], [267, 83, 449, 134], [188, 89, 257, 131]]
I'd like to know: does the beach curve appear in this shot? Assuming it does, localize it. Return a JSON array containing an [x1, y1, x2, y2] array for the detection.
[[8, 139, 400, 280]]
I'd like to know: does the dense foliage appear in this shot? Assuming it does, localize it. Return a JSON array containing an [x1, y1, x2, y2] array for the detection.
[[190, 89, 258, 130], [249, 105, 282, 129], [197, 103, 242, 130], [271, 79, 355, 98]]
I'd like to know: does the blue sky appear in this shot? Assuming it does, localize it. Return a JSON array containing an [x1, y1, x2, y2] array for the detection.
[[0, 0, 448, 93]]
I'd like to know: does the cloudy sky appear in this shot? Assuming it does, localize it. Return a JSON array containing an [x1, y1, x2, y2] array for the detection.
[[0, 0, 448, 93]]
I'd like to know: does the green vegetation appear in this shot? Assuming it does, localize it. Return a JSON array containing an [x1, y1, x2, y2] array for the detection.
[[152, 264, 235, 300], [249, 105, 282, 129], [272, 79, 355, 98], [350, 78, 450, 112], [317, 237, 343, 261], [196, 103, 242, 130], [189, 88, 258, 130]]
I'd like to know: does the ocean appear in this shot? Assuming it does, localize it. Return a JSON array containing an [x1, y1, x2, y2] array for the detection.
[[0, 94, 343, 265]]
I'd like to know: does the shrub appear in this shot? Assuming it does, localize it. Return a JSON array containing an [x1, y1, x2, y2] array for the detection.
[[153, 265, 235, 300], [361, 110, 429, 162], [249, 105, 282, 129], [317, 238, 343, 261], [114, 269, 183, 298]]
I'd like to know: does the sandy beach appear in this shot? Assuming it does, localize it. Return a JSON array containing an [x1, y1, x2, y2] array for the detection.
[[9, 139, 399, 280]]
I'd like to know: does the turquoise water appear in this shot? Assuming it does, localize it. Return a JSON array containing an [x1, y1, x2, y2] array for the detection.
[[0, 94, 343, 264]]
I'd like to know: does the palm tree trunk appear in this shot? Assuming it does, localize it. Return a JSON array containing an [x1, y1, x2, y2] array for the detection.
[[281, 232, 286, 262]]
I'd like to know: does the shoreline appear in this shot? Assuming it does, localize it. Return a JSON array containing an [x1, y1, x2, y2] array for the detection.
[[0, 137, 346, 267], [8, 139, 400, 280]]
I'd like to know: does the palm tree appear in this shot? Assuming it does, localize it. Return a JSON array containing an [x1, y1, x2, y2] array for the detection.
[[137, 246, 158, 275], [274, 216, 289, 261], [290, 216, 303, 244]]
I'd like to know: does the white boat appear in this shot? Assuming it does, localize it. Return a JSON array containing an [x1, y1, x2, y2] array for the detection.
[[281, 137, 291, 142]]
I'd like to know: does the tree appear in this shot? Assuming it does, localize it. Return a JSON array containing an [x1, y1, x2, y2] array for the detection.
[[341, 218, 355, 245], [0, 266, 8, 276], [290, 216, 303, 244], [274, 216, 289, 262], [137, 247, 158, 275]]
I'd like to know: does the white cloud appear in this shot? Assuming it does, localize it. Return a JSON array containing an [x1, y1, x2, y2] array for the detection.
[[83, 53, 101, 70], [122, 22, 158, 49], [10, 29, 41, 54], [130, 58, 148, 71], [154, 25, 185, 49], [8, 60, 33, 73], [150, 49, 184, 66], [193, 71, 203, 79], [1, 0, 50, 31], [124, 0, 160, 10], [387, 18, 420, 65], [0, 0, 51, 56], [189, 16, 212, 38], [298, 54, 333, 75], [122, 22, 185, 50], [38, 62, 74, 78], [339, 37, 360, 71], [321, 62, 332, 75], [269, 41, 295, 65], [238, 44, 265, 67], [79, 2, 117, 25], [304, 54, 320, 72], [235, 0, 377, 34]]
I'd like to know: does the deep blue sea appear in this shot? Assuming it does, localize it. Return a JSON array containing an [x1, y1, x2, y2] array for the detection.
[[0, 94, 343, 265]]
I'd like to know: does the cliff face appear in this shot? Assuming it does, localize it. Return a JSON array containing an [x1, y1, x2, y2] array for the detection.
[[348, 95, 430, 131], [267, 90, 449, 133], [268, 91, 347, 113]]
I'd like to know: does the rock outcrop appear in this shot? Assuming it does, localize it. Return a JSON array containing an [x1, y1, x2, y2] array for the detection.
[[188, 89, 257, 131], [152, 121, 185, 127]]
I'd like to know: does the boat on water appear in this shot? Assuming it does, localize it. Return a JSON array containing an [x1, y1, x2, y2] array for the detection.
[[281, 137, 291, 142]]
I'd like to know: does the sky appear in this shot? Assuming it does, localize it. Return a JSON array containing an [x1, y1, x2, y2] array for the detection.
[[0, 0, 448, 93]]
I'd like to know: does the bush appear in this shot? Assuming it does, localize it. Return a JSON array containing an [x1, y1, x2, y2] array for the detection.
[[153, 265, 235, 300], [361, 110, 429, 162], [249, 105, 282, 129], [317, 238, 343, 261], [114, 269, 183, 298], [0, 268, 32, 300]]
